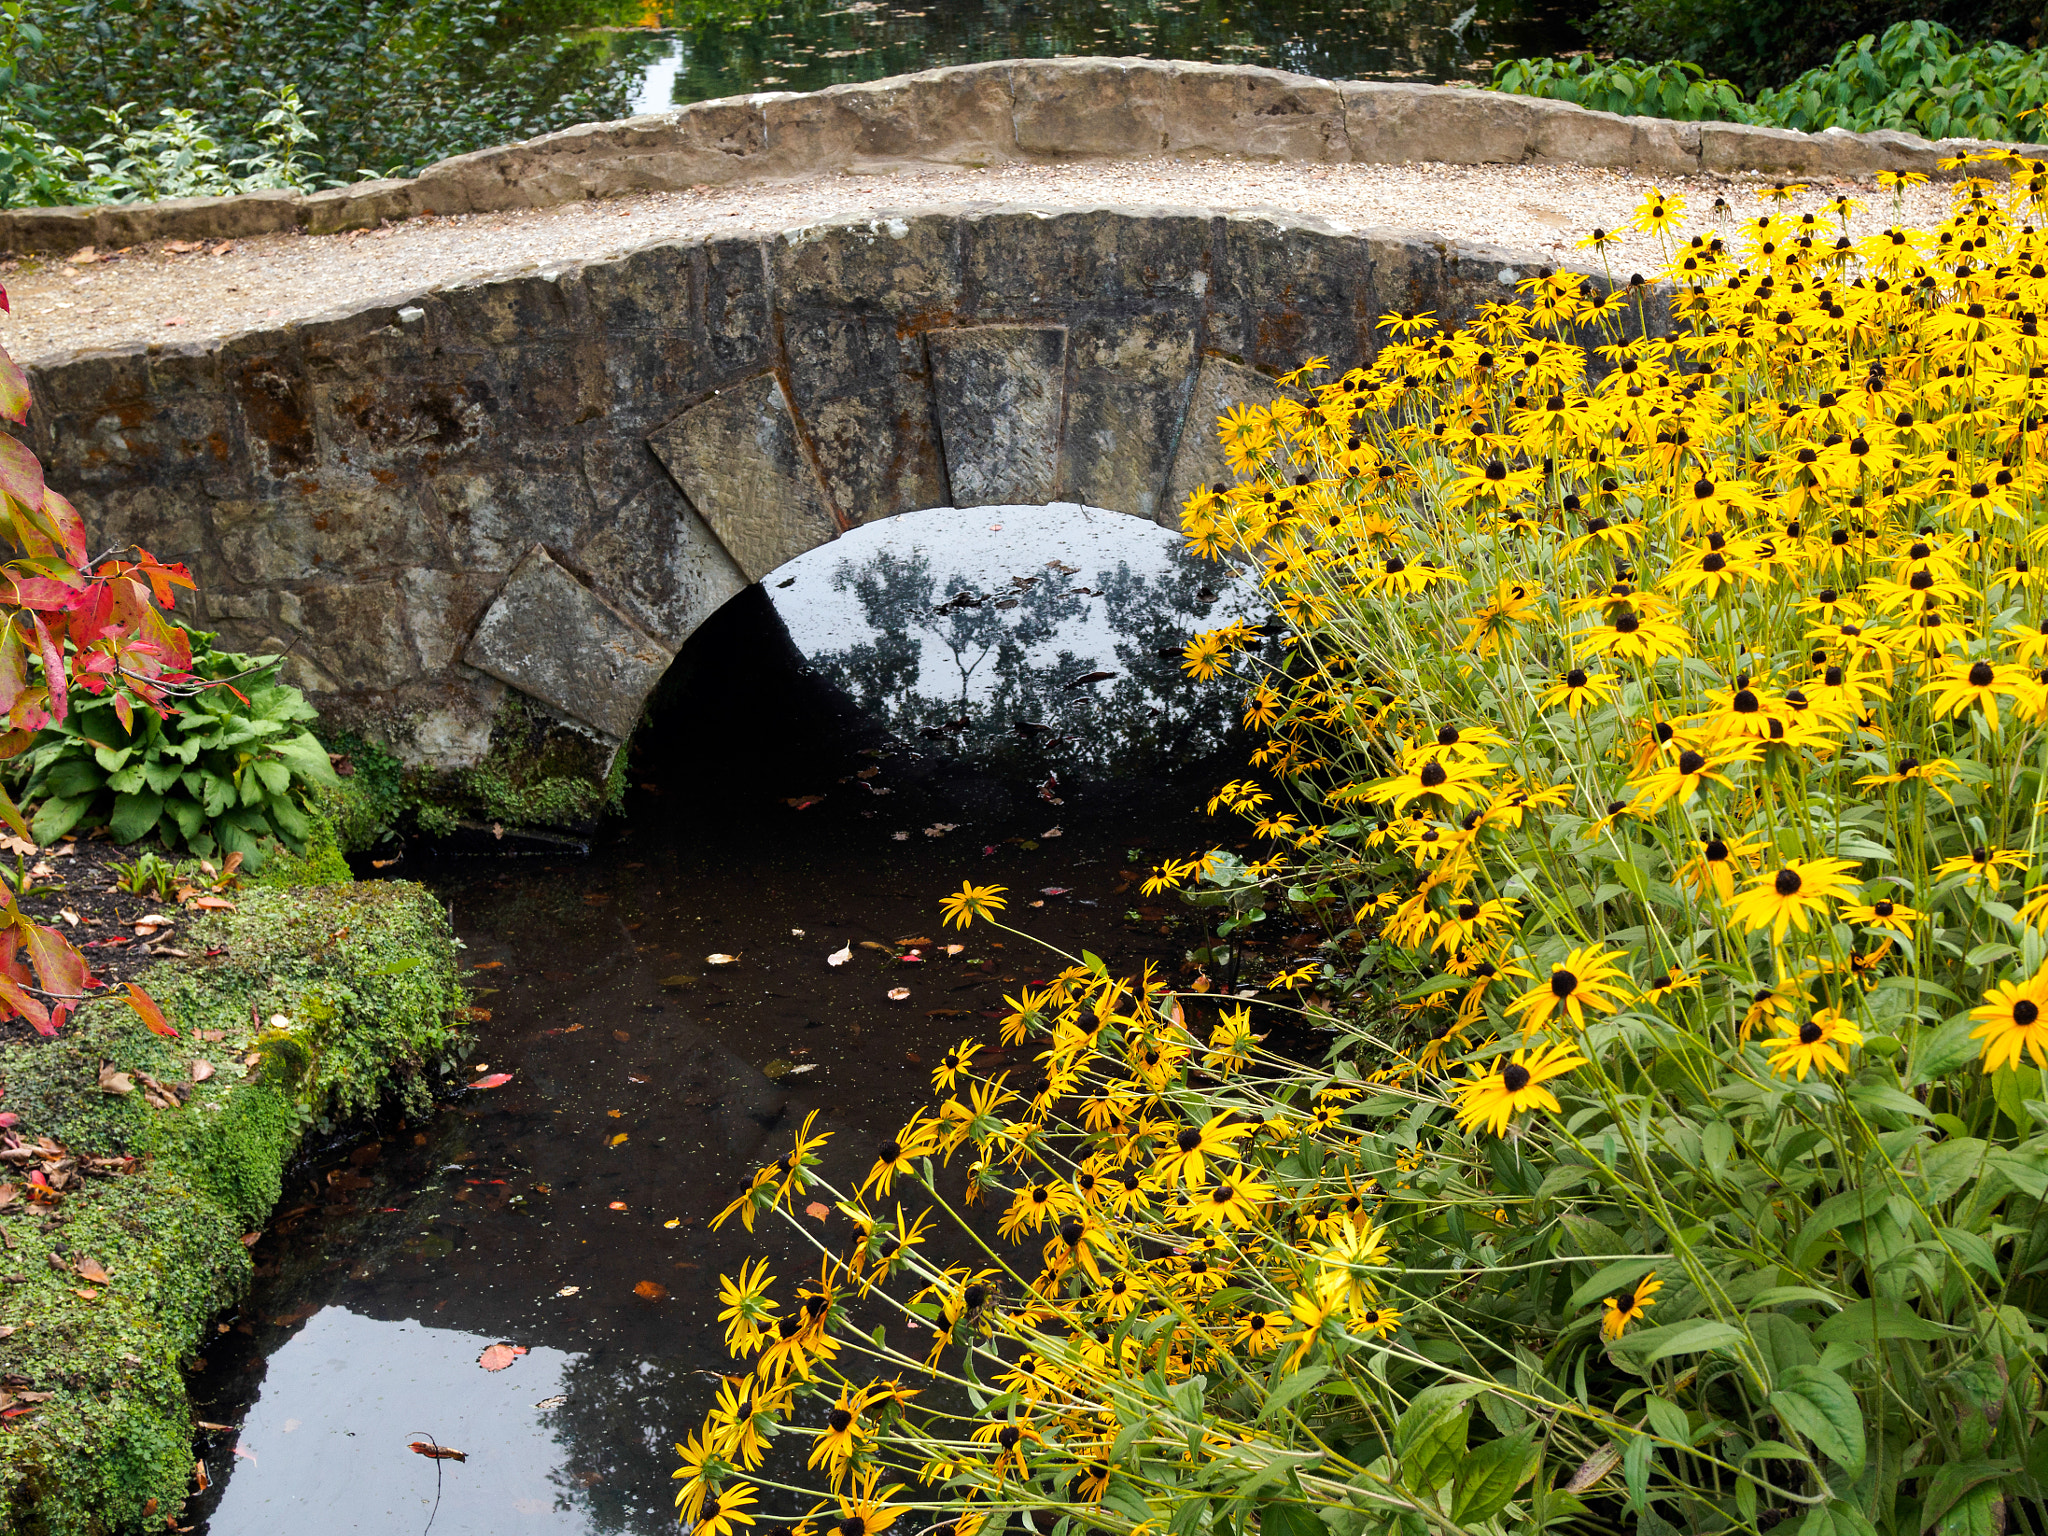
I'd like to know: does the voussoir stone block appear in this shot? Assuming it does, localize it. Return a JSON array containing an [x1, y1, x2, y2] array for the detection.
[[1060, 313, 1198, 523], [647, 372, 841, 582], [1166, 355, 1283, 516], [463, 545, 673, 740], [927, 326, 1068, 507]]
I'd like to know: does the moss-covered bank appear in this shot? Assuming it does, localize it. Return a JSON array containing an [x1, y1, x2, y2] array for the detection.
[[0, 881, 466, 1535]]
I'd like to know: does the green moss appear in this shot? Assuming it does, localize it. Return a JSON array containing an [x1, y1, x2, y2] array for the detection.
[[0, 881, 465, 1534], [310, 731, 406, 856], [249, 805, 352, 889]]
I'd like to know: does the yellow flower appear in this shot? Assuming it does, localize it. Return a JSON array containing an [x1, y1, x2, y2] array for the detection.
[[1727, 858, 1860, 943], [1921, 656, 2031, 730], [1765, 1008, 1863, 1080], [1153, 1110, 1256, 1188], [1971, 968, 2048, 1072], [1934, 845, 2027, 893], [694, 1482, 759, 1536], [1601, 1272, 1662, 1339], [1539, 666, 1620, 717], [1502, 945, 1634, 1032], [1453, 1041, 1589, 1136], [939, 880, 1007, 929]]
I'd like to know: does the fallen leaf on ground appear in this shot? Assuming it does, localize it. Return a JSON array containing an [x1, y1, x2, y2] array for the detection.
[[75, 1256, 110, 1284], [468, 1073, 513, 1090], [409, 1441, 467, 1461], [133, 914, 174, 934], [191, 1060, 215, 1083], [477, 1343, 526, 1372], [58, 908, 80, 927], [707, 953, 738, 965], [887, 987, 911, 1001], [633, 1280, 668, 1300], [97, 1064, 134, 1095], [189, 896, 236, 912], [74, 1287, 100, 1301], [827, 945, 852, 966], [805, 1201, 830, 1221]]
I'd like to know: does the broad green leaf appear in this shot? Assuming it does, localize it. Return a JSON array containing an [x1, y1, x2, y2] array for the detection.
[[1395, 1383, 1476, 1494], [1609, 1319, 1744, 1367], [1449, 1427, 1539, 1525], [271, 729, 341, 787], [1256, 1500, 1323, 1536], [1813, 1297, 1947, 1345], [1769, 1365, 1865, 1476], [1258, 1365, 1328, 1424], [1918, 1463, 2019, 1535], [108, 790, 163, 844], [29, 792, 91, 844], [254, 758, 290, 796]]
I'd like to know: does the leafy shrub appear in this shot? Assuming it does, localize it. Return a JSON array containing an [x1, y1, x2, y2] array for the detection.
[[23, 629, 338, 864], [1492, 54, 1752, 122], [1497, 23, 2048, 144], [676, 160, 2048, 1536]]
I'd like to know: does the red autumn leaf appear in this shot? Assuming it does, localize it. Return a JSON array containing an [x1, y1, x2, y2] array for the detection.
[[477, 1343, 526, 1372], [469, 1073, 513, 1090], [633, 1280, 668, 1301], [805, 1201, 831, 1221], [122, 983, 178, 1038], [409, 1442, 467, 1461]]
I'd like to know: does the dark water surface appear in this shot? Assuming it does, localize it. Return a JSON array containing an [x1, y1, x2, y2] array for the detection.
[[616, 0, 1582, 113], [187, 562, 1237, 1534]]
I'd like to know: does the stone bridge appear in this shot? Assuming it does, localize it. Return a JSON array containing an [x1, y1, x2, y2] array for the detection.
[[16, 55, 1969, 779], [22, 202, 1576, 770]]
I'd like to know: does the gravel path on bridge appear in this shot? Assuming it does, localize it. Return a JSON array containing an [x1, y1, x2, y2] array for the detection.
[[0, 157, 1953, 367]]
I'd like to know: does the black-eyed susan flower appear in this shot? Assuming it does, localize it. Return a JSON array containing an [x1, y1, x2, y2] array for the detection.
[[1765, 1008, 1863, 1079], [693, 1482, 759, 1536], [1539, 666, 1619, 717], [1921, 656, 2031, 729], [939, 880, 1006, 930], [1840, 894, 1923, 937], [1153, 1110, 1256, 1189], [1935, 845, 2027, 892], [1970, 969, 2048, 1071], [1628, 741, 1755, 812], [1503, 945, 1634, 1032], [1356, 1304, 1403, 1339], [1601, 1272, 1662, 1339], [1728, 857, 1860, 942], [1236, 1308, 1287, 1352], [1453, 1041, 1589, 1136], [1676, 829, 1765, 902]]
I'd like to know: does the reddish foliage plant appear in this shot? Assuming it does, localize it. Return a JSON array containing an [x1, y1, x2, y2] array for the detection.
[[0, 286, 189, 1037]]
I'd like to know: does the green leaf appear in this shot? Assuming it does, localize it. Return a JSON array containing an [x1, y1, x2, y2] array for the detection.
[[1609, 1319, 1744, 1367], [1258, 1365, 1329, 1424], [108, 790, 163, 844], [1394, 1383, 1476, 1494], [1568, 1255, 1662, 1312], [254, 758, 290, 796], [1769, 1365, 1865, 1476], [271, 729, 340, 787], [1813, 1297, 1947, 1345], [1912, 1017, 1981, 1085], [1918, 1462, 2020, 1534], [1256, 1501, 1323, 1536], [29, 792, 93, 844], [1449, 1426, 1539, 1525]]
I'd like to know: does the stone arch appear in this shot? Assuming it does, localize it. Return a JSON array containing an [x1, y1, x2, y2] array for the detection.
[[26, 203, 1632, 775]]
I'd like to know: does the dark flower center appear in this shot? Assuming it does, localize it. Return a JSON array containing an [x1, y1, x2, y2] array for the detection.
[[1613, 609, 1641, 634], [1420, 760, 1448, 788], [1702, 553, 1727, 572], [1774, 868, 1803, 897], [880, 1140, 902, 1162], [1705, 838, 1729, 861], [1798, 1022, 1823, 1045], [1566, 668, 1588, 687], [1969, 660, 1996, 687], [2016, 1000, 2041, 1027], [1678, 750, 1706, 775], [1437, 725, 1461, 746], [999, 1426, 1022, 1449], [829, 1409, 853, 1433], [1550, 968, 1579, 998], [1501, 1063, 1533, 1092], [1874, 899, 1895, 917], [1733, 689, 1760, 713], [1457, 902, 1480, 920], [1177, 1128, 1202, 1153], [1059, 1217, 1085, 1246]]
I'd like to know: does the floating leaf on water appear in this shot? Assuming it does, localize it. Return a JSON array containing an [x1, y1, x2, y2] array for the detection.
[[608, 1201, 627, 1211], [477, 1343, 526, 1372], [805, 1201, 830, 1221], [785, 1062, 819, 1076], [608, 1132, 628, 1147], [891, 830, 910, 840], [1041, 826, 1063, 838], [556, 1285, 580, 1297], [942, 944, 965, 956], [790, 928, 805, 938], [707, 953, 739, 965], [409, 1441, 467, 1461], [895, 936, 933, 947], [859, 941, 890, 952], [534, 1396, 567, 1411], [1040, 887, 1073, 897], [887, 987, 911, 1001], [664, 1217, 681, 1228], [469, 1073, 513, 1090], [784, 795, 824, 810], [827, 945, 852, 966], [659, 975, 699, 987], [633, 1280, 668, 1301]]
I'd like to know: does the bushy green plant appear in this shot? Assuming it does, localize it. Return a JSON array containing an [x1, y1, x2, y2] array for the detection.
[[1491, 54, 1752, 122], [1496, 23, 2048, 145], [23, 629, 338, 864]]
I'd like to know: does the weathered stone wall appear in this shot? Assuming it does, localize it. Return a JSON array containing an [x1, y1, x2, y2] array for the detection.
[[22, 204, 1633, 773], [0, 57, 2026, 255]]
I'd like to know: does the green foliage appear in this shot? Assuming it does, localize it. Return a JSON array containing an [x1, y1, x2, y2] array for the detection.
[[0, 0, 659, 204], [108, 849, 180, 899], [0, 880, 463, 1532], [1492, 53, 1751, 122], [250, 804, 353, 888], [312, 729, 406, 854], [1580, 0, 2041, 94], [1496, 23, 2048, 144], [22, 629, 339, 865]]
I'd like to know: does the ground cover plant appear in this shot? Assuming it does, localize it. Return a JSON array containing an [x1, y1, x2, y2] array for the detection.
[[1495, 21, 2048, 144], [673, 154, 2048, 1536]]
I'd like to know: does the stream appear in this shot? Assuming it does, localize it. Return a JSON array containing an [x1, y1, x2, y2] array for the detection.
[[186, 506, 1253, 1534]]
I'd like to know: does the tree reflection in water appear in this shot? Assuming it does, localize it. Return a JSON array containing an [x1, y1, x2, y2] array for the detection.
[[804, 540, 1257, 780]]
